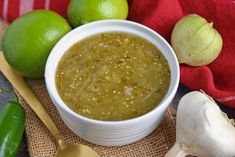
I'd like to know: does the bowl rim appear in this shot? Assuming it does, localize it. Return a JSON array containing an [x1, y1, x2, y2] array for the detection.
[[45, 19, 180, 126]]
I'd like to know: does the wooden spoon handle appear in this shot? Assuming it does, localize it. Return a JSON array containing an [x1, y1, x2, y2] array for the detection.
[[0, 52, 61, 140]]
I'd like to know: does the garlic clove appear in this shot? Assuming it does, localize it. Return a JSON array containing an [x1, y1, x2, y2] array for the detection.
[[165, 143, 189, 157], [165, 91, 235, 157]]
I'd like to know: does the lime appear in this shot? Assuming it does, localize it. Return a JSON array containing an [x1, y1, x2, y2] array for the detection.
[[67, 0, 129, 28], [2, 10, 71, 78]]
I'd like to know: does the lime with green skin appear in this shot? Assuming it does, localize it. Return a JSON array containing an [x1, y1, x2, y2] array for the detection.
[[68, 0, 129, 28], [2, 10, 71, 78]]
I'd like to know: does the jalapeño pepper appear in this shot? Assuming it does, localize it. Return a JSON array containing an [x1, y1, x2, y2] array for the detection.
[[0, 101, 25, 157]]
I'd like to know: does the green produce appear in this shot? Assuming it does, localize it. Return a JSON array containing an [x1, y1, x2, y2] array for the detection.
[[2, 10, 71, 78], [171, 14, 223, 66], [67, 0, 129, 28], [0, 101, 25, 157]]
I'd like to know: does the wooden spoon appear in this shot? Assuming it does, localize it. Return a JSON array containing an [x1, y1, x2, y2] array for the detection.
[[0, 52, 100, 157]]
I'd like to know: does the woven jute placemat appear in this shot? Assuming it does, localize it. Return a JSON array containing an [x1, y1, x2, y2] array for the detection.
[[16, 79, 176, 157]]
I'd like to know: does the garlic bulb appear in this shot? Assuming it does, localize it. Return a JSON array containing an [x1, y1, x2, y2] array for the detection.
[[171, 14, 223, 66], [165, 91, 235, 157]]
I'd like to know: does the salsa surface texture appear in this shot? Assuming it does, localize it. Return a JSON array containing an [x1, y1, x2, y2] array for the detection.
[[56, 32, 170, 121]]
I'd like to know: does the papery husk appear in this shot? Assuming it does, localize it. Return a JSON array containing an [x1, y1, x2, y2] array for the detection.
[[171, 14, 223, 66]]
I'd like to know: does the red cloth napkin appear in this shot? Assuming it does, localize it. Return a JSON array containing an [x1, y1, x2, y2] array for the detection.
[[1, 0, 235, 109]]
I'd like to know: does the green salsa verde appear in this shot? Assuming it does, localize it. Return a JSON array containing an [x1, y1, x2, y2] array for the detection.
[[56, 32, 170, 121]]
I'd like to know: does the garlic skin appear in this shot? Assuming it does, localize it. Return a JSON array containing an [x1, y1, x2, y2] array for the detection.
[[165, 91, 235, 157], [171, 14, 223, 66]]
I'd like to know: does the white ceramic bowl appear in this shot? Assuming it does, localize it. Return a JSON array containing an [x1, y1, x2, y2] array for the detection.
[[45, 20, 179, 146]]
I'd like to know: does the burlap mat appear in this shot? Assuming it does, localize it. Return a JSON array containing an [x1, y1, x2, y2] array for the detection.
[[2, 18, 176, 157], [16, 79, 176, 157]]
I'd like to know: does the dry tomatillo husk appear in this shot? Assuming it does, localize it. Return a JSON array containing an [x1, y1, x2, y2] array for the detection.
[[171, 14, 223, 66]]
